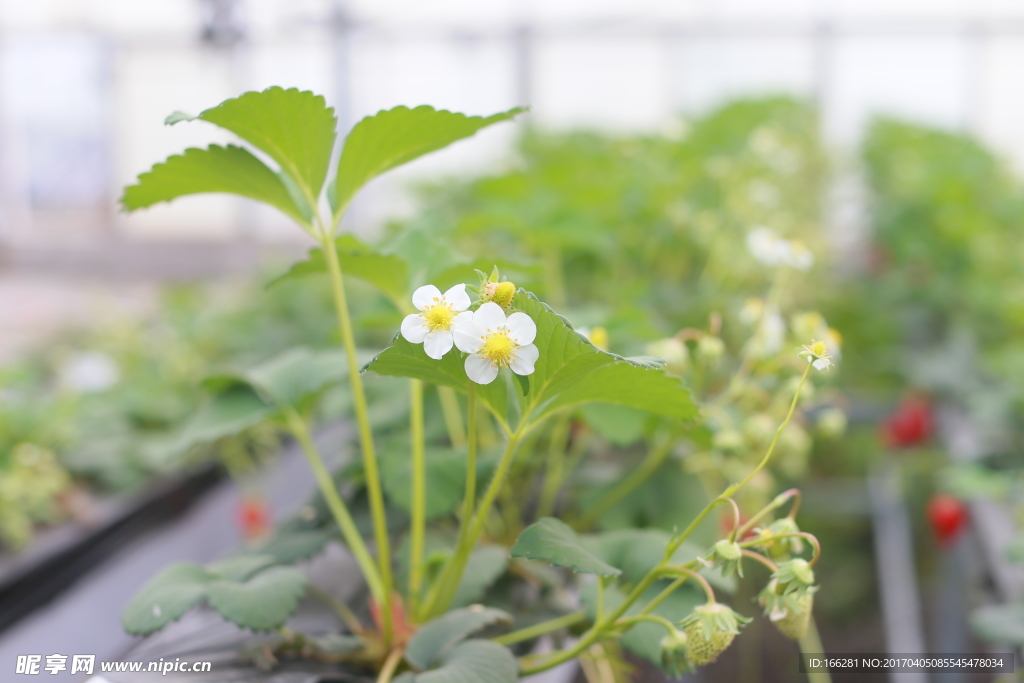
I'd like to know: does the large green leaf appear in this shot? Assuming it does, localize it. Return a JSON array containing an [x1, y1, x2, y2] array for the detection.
[[244, 347, 348, 408], [511, 517, 621, 577], [396, 641, 519, 683], [174, 87, 337, 201], [206, 566, 308, 632], [120, 144, 306, 223], [122, 560, 308, 635], [415, 640, 518, 683], [333, 105, 526, 217], [245, 528, 337, 564], [122, 563, 211, 636], [203, 347, 348, 409], [363, 334, 515, 431], [512, 291, 697, 425], [173, 386, 274, 452], [206, 555, 277, 582], [405, 607, 512, 670], [267, 234, 410, 309], [451, 546, 508, 608]]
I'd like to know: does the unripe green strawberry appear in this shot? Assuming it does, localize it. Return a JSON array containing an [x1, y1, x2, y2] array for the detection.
[[770, 592, 814, 640], [680, 603, 750, 667]]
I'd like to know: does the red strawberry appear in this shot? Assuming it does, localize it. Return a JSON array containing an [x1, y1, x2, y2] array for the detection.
[[927, 493, 968, 546], [238, 496, 271, 540], [881, 395, 933, 448]]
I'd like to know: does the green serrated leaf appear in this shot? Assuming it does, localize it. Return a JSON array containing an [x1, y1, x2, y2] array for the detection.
[[334, 105, 526, 217], [451, 546, 509, 608], [173, 386, 274, 452], [193, 87, 337, 201], [207, 555, 277, 582], [267, 235, 410, 309], [415, 640, 518, 683], [244, 346, 348, 408], [362, 334, 512, 430], [164, 110, 195, 125], [206, 565, 308, 632], [121, 144, 306, 223], [512, 291, 698, 425], [122, 563, 212, 636], [247, 528, 336, 564], [405, 607, 512, 670], [579, 403, 647, 446], [511, 517, 621, 577]]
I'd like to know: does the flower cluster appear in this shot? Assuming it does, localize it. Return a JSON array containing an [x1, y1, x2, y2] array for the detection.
[[746, 226, 813, 271], [400, 283, 539, 385]]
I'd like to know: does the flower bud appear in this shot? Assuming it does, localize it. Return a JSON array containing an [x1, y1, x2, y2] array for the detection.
[[755, 517, 804, 560], [703, 539, 745, 578], [484, 280, 516, 308], [712, 429, 744, 454], [697, 335, 725, 364], [815, 407, 847, 439], [680, 603, 750, 667]]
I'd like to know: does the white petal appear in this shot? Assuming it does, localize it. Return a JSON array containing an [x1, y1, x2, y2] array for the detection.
[[453, 317, 483, 353], [465, 354, 500, 384], [506, 312, 537, 345], [510, 343, 539, 376], [412, 284, 443, 310], [423, 330, 454, 359], [401, 313, 428, 343], [443, 283, 472, 311], [473, 302, 506, 331]]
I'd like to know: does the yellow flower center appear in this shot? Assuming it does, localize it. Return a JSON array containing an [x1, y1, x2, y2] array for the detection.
[[422, 303, 455, 332], [480, 331, 516, 367], [810, 340, 828, 357]]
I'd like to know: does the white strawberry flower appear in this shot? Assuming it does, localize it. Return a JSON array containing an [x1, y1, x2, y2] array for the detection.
[[453, 302, 538, 385], [401, 283, 472, 359]]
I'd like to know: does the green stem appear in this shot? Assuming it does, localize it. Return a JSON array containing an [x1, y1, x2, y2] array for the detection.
[[720, 363, 812, 500], [307, 584, 365, 634], [376, 647, 404, 683], [423, 427, 521, 618], [285, 409, 384, 602], [437, 386, 466, 448], [638, 575, 687, 617], [741, 532, 821, 567], [408, 379, 426, 609], [799, 618, 833, 683], [460, 385, 478, 532], [319, 233, 393, 642], [536, 415, 572, 519], [737, 488, 800, 538], [492, 611, 587, 646], [614, 613, 678, 636], [658, 566, 716, 604]]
